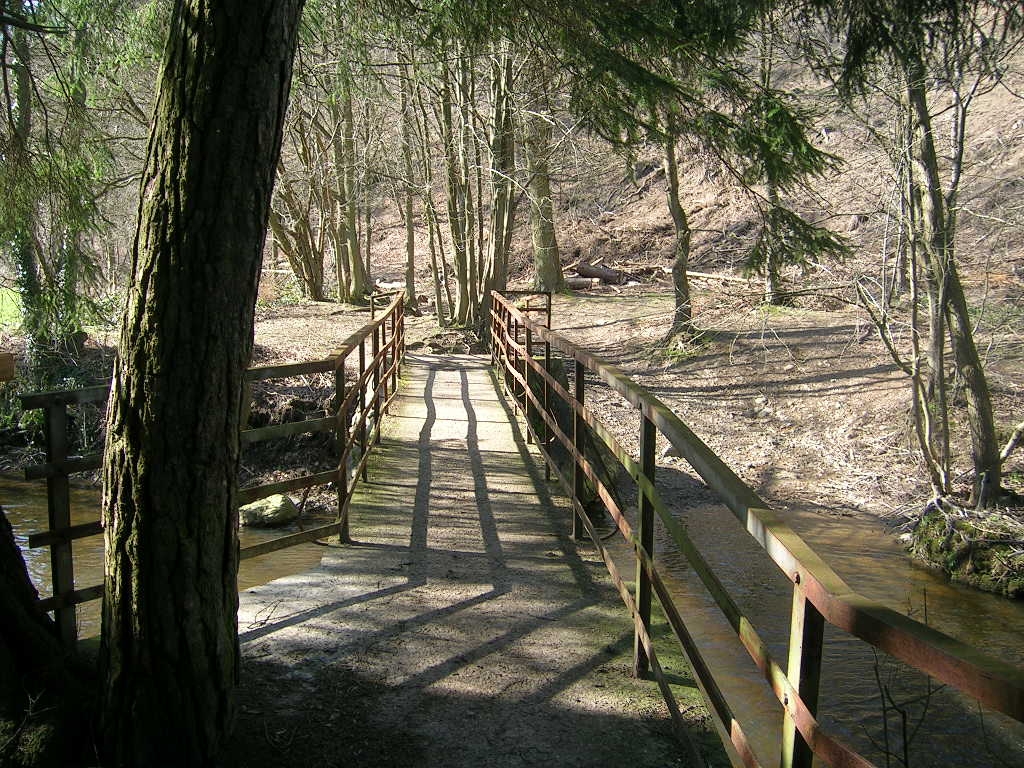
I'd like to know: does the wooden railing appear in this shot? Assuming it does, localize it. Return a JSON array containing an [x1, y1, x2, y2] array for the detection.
[[18, 294, 405, 645], [489, 290, 1024, 768]]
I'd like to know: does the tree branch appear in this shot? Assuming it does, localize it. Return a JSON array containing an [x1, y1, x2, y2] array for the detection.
[[1000, 421, 1024, 463], [0, 14, 66, 35]]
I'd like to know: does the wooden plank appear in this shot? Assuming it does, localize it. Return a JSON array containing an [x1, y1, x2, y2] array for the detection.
[[239, 414, 337, 445], [44, 403, 77, 646], [20, 384, 109, 409], [28, 519, 102, 548], [24, 453, 102, 480], [237, 468, 339, 506], [633, 414, 656, 678], [37, 583, 103, 612], [244, 357, 335, 382], [0, 352, 14, 382], [239, 521, 343, 560]]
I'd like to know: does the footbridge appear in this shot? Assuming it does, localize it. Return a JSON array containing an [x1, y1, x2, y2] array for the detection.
[[19, 292, 1024, 768]]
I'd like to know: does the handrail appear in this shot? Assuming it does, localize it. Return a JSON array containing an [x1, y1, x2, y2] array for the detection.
[[17, 293, 406, 643], [489, 290, 1024, 768]]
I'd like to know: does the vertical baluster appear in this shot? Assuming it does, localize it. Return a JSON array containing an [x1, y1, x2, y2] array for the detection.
[[372, 323, 381, 445], [525, 327, 533, 444], [380, 315, 389, 406], [634, 413, 656, 677], [45, 402, 76, 646], [512, 318, 521, 412], [358, 338, 368, 481], [335, 356, 351, 543], [572, 359, 585, 540], [543, 338, 551, 481], [781, 581, 825, 768], [391, 304, 399, 392]]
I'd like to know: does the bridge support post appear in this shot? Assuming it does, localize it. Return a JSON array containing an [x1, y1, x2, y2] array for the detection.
[[543, 339, 551, 481], [372, 324, 381, 445], [633, 414, 655, 678], [572, 359, 585, 540], [525, 328, 533, 444], [359, 338, 368, 481], [781, 582, 824, 768], [335, 356, 351, 543]]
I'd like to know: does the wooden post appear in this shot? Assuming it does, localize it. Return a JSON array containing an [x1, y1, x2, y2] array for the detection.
[[335, 356, 351, 543], [572, 359, 585, 540], [44, 402, 77, 646], [391, 304, 399, 393], [634, 413, 656, 678], [379, 316, 389, 406], [372, 324, 381, 445], [781, 583, 825, 768], [359, 338, 368, 481], [543, 340, 551, 481], [525, 327, 533, 444], [512, 318, 521, 414]]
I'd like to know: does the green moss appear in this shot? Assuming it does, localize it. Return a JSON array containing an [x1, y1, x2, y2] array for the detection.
[[909, 509, 1024, 599]]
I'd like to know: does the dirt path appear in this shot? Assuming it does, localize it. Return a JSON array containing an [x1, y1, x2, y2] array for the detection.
[[230, 353, 721, 768]]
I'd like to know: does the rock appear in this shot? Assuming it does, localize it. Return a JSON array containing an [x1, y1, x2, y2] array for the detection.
[[240, 494, 300, 528]]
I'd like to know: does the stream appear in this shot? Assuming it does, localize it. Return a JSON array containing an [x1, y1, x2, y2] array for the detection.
[[1, 475, 325, 639]]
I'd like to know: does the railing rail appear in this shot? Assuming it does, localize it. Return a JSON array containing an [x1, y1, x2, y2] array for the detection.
[[17, 294, 405, 644], [489, 289, 1024, 768]]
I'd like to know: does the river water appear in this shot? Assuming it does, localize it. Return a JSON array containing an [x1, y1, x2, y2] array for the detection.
[[0, 475, 325, 639]]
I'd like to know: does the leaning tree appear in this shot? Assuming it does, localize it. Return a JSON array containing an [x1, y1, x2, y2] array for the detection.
[[99, 1, 304, 764]]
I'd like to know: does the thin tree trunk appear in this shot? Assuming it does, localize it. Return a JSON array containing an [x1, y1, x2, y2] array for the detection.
[[342, 86, 368, 300], [483, 45, 515, 306], [441, 51, 471, 325], [906, 56, 1000, 506], [100, 3, 302, 765], [401, 70, 420, 315], [663, 133, 693, 336], [9, 26, 45, 349]]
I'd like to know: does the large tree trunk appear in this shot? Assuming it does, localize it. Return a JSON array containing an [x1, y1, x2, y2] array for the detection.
[[524, 80, 564, 293], [483, 44, 516, 302], [99, 2, 302, 765]]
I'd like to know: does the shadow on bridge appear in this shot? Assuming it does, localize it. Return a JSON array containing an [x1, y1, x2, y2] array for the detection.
[[233, 353, 710, 767]]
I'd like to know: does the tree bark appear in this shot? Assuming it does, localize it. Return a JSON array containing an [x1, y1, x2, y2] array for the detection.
[[100, 2, 303, 765]]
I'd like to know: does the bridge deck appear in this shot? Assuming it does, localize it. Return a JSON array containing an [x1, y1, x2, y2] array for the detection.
[[234, 353, 701, 767]]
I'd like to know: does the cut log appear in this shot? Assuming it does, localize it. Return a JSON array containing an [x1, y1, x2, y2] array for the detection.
[[576, 263, 628, 284], [565, 277, 600, 290]]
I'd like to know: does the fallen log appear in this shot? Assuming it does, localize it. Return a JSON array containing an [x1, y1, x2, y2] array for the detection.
[[576, 262, 628, 284], [565, 277, 600, 290]]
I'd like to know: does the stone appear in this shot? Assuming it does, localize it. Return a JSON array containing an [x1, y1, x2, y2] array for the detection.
[[240, 494, 299, 528]]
